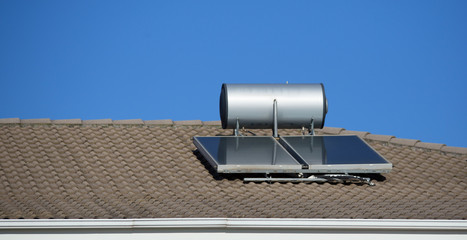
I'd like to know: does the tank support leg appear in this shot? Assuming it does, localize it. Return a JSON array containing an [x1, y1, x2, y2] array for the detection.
[[234, 118, 241, 136], [273, 99, 278, 138], [309, 118, 315, 135]]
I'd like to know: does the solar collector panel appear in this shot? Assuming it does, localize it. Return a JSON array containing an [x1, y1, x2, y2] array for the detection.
[[194, 135, 392, 174], [279, 135, 392, 173], [193, 136, 304, 173]]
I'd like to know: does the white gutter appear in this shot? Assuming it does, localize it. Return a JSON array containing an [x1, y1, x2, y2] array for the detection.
[[0, 218, 466, 231]]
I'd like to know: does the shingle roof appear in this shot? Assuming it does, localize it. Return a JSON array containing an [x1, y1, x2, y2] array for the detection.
[[0, 118, 466, 219]]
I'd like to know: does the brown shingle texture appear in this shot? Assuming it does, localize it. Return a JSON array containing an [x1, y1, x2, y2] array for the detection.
[[0, 123, 466, 220]]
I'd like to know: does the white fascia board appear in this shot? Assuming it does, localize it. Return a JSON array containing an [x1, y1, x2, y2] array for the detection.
[[0, 218, 466, 232]]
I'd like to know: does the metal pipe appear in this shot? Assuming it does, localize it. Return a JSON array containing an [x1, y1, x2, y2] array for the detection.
[[273, 99, 278, 138]]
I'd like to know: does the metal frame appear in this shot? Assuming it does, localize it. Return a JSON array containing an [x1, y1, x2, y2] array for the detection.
[[244, 174, 375, 186]]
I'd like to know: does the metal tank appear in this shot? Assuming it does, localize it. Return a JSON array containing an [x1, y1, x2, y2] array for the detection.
[[220, 83, 328, 129]]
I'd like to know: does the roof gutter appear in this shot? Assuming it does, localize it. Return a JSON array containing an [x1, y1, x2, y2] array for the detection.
[[1, 218, 466, 232]]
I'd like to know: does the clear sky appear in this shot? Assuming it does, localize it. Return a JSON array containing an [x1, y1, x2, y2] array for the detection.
[[1, 1, 466, 147]]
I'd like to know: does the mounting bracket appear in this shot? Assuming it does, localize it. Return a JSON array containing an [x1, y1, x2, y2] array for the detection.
[[244, 174, 375, 186]]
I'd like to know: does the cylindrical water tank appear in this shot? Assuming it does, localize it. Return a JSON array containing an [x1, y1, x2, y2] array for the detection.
[[220, 83, 328, 129]]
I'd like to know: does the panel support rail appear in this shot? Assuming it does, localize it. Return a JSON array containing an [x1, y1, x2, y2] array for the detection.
[[244, 174, 375, 186]]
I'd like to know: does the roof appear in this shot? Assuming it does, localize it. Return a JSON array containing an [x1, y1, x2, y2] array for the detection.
[[0, 118, 466, 219]]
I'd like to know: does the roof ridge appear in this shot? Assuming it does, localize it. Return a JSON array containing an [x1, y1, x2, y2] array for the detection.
[[0, 118, 465, 154], [0, 118, 221, 126]]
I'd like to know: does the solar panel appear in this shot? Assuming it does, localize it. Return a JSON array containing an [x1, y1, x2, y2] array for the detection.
[[193, 84, 392, 184], [193, 136, 304, 173], [194, 135, 391, 174], [279, 135, 392, 173]]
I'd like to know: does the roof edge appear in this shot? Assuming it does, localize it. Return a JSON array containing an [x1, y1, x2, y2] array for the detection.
[[0, 118, 465, 154]]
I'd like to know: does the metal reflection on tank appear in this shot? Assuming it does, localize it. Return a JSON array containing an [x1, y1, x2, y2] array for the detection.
[[220, 83, 327, 130]]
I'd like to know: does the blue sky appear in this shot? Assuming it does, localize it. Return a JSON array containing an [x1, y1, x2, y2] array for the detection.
[[1, 1, 466, 147]]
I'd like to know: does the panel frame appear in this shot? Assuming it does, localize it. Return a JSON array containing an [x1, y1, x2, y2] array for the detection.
[[279, 135, 393, 174], [193, 136, 304, 173]]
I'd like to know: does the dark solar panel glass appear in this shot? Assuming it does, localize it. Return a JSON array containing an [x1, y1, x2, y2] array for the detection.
[[194, 136, 301, 166], [280, 135, 390, 165]]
